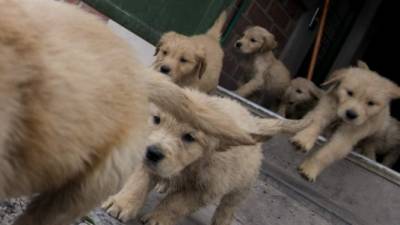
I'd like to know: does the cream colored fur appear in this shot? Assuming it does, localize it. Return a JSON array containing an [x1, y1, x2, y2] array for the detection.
[[152, 12, 226, 93], [0, 2, 254, 225], [102, 90, 310, 225], [278, 77, 323, 119], [234, 26, 291, 110], [290, 63, 400, 182]]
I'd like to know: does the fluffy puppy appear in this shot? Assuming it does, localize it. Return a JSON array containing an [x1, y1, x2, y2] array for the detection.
[[278, 77, 323, 119], [234, 26, 291, 110], [102, 91, 310, 225], [0, 1, 253, 225], [357, 113, 400, 167], [152, 12, 226, 93], [290, 64, 400, 182]]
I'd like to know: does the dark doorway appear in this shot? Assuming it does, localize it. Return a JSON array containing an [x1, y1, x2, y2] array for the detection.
[[359, 0, 399, 120]]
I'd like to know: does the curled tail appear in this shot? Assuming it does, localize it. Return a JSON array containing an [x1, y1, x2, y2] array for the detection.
[[206, 11, 227, 40], [145, 69, 254, 146]]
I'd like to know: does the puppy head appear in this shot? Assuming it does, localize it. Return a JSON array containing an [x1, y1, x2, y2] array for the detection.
[[144, 105, 230, 178], [153, 32, 207, 82], [283, 77, 322, 106], [235, 26, 277, 54], [323, 66, 400, 126]]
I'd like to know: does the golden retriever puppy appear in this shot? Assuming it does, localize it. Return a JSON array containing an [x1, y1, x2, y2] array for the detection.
[[0, 1, 254, 225], [278, 77, 323, 119], [357, 117, 400, 167], [290, 64, 400, 182], [102, 91, 310, 225], [152, 12, 226, 93], [234, 26, 291, 110]]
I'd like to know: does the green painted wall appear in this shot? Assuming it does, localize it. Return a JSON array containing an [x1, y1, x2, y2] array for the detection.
[[83, 0, 235, 44]]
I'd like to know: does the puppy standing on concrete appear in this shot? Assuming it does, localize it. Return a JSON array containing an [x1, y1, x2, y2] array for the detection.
[[102, 90, 310, 225], [278, 77, 323, 119], [152, 12, 226, 93], [0, 1, 254, 225], [234, 26, 291, 110], [290, 63, 400, 182]]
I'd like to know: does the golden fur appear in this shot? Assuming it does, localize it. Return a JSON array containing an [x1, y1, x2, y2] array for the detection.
[[0, 1, 254, 225], [234, 26, 291, 110], [290, 63, 400, 182], [357, 117, 400, 167], [278, 77, 323, 119], [102, 90, 310, 225], [152, 12, 226, 93]]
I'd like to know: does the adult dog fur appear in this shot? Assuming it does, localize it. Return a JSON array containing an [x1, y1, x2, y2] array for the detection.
[[102, 90, 309, 225], [152, 12, 226, 93], [0, 1, 254, 225], [234, 26, 290, 110], [278, 77, 323, 119], [290, 63, 400, 182]]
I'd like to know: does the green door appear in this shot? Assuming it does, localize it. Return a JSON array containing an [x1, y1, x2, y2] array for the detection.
[[83, 0, 235, 44]]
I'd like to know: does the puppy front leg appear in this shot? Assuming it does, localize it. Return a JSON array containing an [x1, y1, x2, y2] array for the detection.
[[102, 165, 155, 222], [211, 190, 248, 225], [235, 73, 263, 98], [141, 191, 205, 225], [277, 102, 287, 117], [382, 150, 400, 168], [298, 126, 364, 182], [361, 144, 377, 161], [290, 95, 337, 152]]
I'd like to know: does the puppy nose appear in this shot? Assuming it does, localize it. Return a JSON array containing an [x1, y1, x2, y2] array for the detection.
[[235, 42, 242, 48], [146, 145, 164, 163], [160, 65, 171, 74], [345, 110, 358, 120]]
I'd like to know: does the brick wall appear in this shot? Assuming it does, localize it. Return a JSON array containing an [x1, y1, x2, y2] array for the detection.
[[220, 0, 305, 90]]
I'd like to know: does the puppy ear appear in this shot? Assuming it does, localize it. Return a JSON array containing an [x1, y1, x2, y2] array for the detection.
[[155, 32, 177, 56], [321, 69, 346, 91], [356, 60, 370, 70], [308, 81, 323, 99], [195, 48, 207, 79], [390, 85, 400, 99], [261, 33, 277, 52]]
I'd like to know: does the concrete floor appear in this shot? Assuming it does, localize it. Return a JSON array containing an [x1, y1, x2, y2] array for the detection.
[[2, 135, 399, 225]]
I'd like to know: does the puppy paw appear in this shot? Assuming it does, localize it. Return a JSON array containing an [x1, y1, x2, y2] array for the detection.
[[290, 134, 314, 153], [102, 196, 136, 222], [298, 159, 321, 182], [141, 212, 172, 225]]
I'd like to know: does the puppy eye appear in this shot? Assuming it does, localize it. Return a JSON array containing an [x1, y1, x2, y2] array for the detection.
[[153, 116, 161, 125], [180, 57, 188, 63], [367, 101, 376, 107], [296, 89, 303, 94], [250, 38, 257, 43], [162, 50, 168, 55], [347, 90, 353, 97], [182, 133, 195, 143]]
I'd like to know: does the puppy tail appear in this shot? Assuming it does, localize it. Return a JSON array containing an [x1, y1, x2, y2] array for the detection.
[[251, 118, 311, 142], [145, 69, 255, 146], [206, 11, 227, 41]]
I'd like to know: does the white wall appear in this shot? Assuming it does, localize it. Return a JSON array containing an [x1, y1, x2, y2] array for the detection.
[[107, 20, 156, 66]]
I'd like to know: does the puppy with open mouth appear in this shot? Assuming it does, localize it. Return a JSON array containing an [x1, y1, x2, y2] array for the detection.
[[290, 61, 400, 182]]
